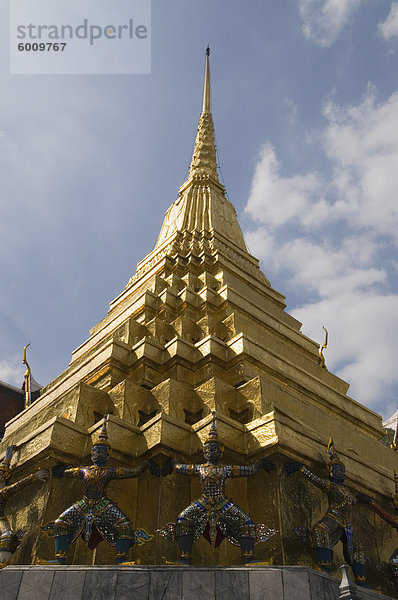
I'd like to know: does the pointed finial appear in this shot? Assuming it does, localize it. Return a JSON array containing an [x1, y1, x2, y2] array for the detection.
[[326, 436, 344, 474], [339, 564, 361, 598], [186, 47, 218, 179], [326, 436, 336, 459], [202, 46, 211, 114], [94, 414, 110, 447], [205, 411, 221, 444], [209, 410, 217, 438]]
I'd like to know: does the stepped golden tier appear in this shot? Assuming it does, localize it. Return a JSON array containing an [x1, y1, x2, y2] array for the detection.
[[1, 51, 396, 582]]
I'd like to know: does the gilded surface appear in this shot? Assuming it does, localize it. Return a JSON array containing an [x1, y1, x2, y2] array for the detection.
[[0, 51, 396, 596]]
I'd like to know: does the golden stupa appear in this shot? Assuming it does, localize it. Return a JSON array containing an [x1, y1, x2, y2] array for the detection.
[[1, 50, 396, 579]]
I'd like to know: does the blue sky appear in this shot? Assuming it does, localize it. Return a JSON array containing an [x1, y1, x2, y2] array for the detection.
[[0, 0, 397, 419]]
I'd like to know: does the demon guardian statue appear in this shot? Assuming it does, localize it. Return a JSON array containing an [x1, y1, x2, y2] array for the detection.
[[45, 416, 152, 564], [158, 411, 276, 564], [284, 437, 369, 586]]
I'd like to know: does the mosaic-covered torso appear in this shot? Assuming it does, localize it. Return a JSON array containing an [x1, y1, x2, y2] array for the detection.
[[326, 481, 356, 525], [66, 466, 120, 501], [175, 463, 257, 506]]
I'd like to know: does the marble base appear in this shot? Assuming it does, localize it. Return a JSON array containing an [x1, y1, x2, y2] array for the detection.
[[0, 565, 393, 600]]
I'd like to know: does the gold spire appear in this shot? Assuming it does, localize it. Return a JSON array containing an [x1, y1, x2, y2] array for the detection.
[[188, 46, 219, 181], [202, 46, 211, 114], [154, 48, 248, 252]]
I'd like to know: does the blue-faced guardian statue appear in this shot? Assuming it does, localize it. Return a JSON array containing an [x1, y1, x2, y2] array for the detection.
[[47, 416, 152, 564]]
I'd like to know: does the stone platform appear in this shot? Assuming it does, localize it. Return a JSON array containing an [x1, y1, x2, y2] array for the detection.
[[0, 565, 394, 600]]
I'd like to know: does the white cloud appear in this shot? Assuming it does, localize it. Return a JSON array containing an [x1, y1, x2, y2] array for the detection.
[[322, 90, 398, 240], [247, 88, 398, 242], [245, 88, 398, 417], [379, 1, 398, 40], [284, 98, 298, 125], [0, 359, 24, 388], [247, 144, 322, 229], [298, 0, 363, 47], [293, 294, 398, 417]]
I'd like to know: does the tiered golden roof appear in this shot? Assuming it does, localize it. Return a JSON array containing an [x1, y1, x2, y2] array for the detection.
[[1, 50, 396, 569]]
